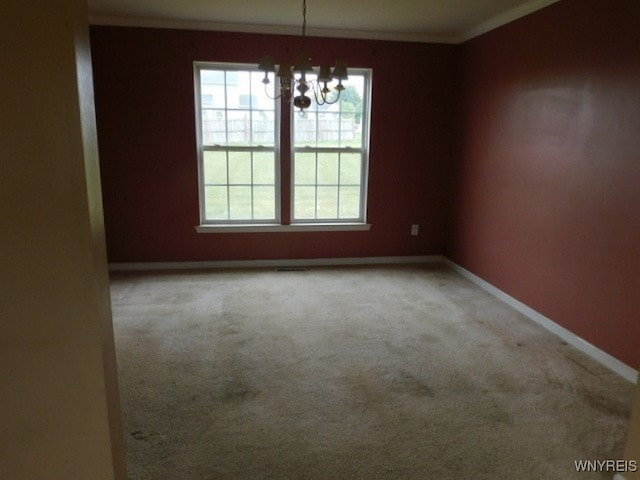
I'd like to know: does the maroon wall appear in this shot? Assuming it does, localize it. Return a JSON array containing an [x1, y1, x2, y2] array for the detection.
[[90, 27, 457, 262], [449, 0, 640, 368]]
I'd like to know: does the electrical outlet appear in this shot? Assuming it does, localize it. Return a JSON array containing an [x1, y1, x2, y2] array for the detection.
[[411, 224, 419, 236]]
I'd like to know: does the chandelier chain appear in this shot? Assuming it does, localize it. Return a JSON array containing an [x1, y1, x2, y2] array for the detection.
[[301, 0, 307, 51]]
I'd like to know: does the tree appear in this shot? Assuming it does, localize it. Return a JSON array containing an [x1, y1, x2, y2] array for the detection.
[[340, 85, 363, 124]]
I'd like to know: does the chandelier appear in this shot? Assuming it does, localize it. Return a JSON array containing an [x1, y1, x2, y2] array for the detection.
[[258, 0, 348, 111]]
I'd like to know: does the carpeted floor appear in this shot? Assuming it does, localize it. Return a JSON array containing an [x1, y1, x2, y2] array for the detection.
[[110, 264, 633, 479]]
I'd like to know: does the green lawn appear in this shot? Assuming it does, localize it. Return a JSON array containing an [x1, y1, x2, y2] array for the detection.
[[203, 150, 362, 221]]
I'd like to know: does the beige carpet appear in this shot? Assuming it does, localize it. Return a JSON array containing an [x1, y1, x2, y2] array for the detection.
[[110, 264, 633, 479]]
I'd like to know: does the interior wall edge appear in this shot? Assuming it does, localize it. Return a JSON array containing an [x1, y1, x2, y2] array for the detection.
[[442, 258, 638, 384]]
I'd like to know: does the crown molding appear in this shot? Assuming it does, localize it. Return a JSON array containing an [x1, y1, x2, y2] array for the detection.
[[89, 15, 458, 44], [90, 0, 560, 45]]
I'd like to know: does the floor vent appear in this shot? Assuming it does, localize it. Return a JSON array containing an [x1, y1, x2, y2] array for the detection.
[[275, 267, 307, 272]]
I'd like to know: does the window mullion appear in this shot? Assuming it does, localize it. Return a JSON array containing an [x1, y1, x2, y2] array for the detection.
[[249, 75, 254, 220], [337, 152, 342, 219], [223, 71, 229, 145], [338, 98, 343, 148], [314, 152, 319, 219], [248, 72, 253, 146], [337, 92, 343, 219], [250, 151, 255, 220], [226, 150, 231, 221]]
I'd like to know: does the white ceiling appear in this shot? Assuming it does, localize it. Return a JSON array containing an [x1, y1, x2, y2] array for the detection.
[[88, 0, 559, 44]]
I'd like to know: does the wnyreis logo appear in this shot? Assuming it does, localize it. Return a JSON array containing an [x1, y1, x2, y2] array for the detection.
[[574, 459, 638, 473]]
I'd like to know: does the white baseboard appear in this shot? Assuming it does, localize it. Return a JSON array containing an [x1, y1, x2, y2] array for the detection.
[[443, 258, 638, 383], [108, 255, 444, 272]]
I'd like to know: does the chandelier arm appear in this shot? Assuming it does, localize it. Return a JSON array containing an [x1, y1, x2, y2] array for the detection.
[[311, 84, 323, 105], [321, 94, 341, 105], [312, 83, 341, 105], [263, 82, 282, 100]]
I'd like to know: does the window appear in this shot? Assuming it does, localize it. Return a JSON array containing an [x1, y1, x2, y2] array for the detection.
[[195, 64, 279, 224], [194, 63, 371, 231], [292, 71, 370, 223]]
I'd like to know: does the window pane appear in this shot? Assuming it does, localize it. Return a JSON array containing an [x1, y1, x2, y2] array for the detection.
[[229, 186, 252, 219], [235, 72, 255, 110], [339, 115, 358, 147], [339, 186, 360, 218], [293, 74, 366, 149], [317, 186, 338, 218], [340, 153, 361, 185], [202, 109, 226, 145], [199, 68, 275, 148], [204, 186, 228, 220], [294, 186, 316, 219], [226, 71, 250, 109], [295, 153, 316, 184], [201, 70, 225, 85], [253, 186, 275, 219], [203, 151, 227, 184], [228, 152, 251, 184], [318, 112, 339, 147], [227, 110, 250, 145], [317, 153, 338, 185], [200, 71, 225, 108], [251, 71, 275, 110], [253, 152, 275, 185], [252, 110, 274, 145], [294, 112, 317, 147], [338, 76, 365, 147]]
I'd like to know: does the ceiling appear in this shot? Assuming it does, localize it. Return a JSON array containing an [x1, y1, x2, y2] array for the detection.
[[88, 0, 559, 44]]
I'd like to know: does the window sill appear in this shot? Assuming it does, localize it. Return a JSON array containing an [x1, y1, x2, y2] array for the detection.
[[195, 223, 372, 233]]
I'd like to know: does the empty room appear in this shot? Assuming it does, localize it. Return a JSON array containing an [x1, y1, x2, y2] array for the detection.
[[2, 0, 640, 479]]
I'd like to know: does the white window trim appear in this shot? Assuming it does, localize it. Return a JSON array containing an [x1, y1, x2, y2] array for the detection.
[[195, 223, 371, 233], [194, 62, 282, 225], [290, 68, 372, 225], [193, 63, 372, 233]]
